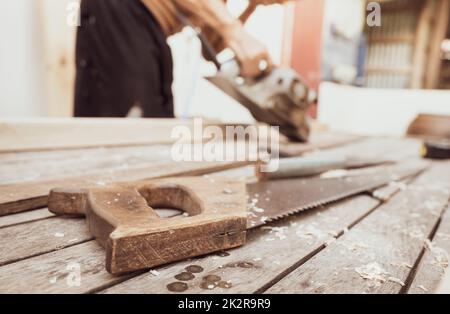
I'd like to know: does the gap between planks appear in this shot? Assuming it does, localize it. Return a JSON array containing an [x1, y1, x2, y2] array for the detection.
[[265, 162, 450, 294], [407, 203, 450, 294]]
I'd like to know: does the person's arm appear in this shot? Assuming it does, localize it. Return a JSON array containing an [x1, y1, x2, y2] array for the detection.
[[173, 0, 272, 77]]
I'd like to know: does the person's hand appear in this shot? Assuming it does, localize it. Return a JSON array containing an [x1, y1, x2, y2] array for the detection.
[[224, 24, 273, 78]]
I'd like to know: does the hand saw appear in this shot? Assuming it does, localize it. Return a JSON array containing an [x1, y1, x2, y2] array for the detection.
[[48, 161, 427, 275]]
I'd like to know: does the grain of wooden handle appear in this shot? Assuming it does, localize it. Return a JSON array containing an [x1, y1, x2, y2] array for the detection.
[[48, 188, 88, 216]]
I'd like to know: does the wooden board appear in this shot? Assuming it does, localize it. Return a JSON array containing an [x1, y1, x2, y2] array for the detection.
[[266, 162, 450, 293], [0, 217, 92, 266], [0, 160, 251, 216], [409, 204, 450, 294], [0, 241, 126, 294], [0, 208, 54, 229], [279, 132, 363, 157], [0, 118, 218, 153], [0, 135, 445, 294]]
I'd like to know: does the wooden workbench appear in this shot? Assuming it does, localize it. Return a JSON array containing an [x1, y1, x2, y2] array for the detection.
[[0, 129, 449, 294]]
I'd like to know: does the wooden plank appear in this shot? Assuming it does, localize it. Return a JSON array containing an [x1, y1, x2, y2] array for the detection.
[[0, 160, 251, 216], [0, 145, 177, 185], [279, 132, 363, 157], [266, 162, 450, 294], [0, 217, 93, 266], [409, 204, 450, 294], [0, 208, 54, 229], [0, 241, 132, 294], [100, 195, 380, 294], [0, 118, 219, 153]]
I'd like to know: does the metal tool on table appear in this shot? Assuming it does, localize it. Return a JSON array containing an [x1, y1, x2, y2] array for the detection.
[[256, 154, 393, 180], [176, 9, 313, 142], [421, 139, 450, 160], [48, 161, 427, 275]]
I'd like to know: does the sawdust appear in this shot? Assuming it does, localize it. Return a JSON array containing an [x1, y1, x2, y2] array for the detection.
[[262, 226, 288, 240], [390, 261, 413, 269], [424, 200, 442, 212], [248, 197, 265, 214], [387, 276, 405, 287], [424, 240, 449, 268], [320, 169, 349, 179], [437, 232, 450, 240], [418, 285, 428, 292], [402, 225, 426, 240], [339, 241, 368, 252], [295, 223, 327, 239], [149, 270, 160, 277], [355, 262, 390, 287]]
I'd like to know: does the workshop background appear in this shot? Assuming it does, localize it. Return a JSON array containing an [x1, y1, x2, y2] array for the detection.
[[1, 0, 449, 135]]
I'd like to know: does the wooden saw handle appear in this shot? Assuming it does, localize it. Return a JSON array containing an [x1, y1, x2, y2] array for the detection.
[[48, 177, 247, 275]]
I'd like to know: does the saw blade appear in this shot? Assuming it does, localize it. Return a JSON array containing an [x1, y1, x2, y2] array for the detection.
[[245, 161, 428, 229]]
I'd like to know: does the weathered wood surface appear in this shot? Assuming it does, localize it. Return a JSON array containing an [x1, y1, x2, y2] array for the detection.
[[0, 241, 127, 294], [409, 204, 450, 294], [266, 162, 450, 294], [0, 118, 218, 153], [0, 160, 251, 216], [0, 135, 447, 294], [0, 216, 92, 266], [103, 196, 381, 294], [0, 208, 54, 229]]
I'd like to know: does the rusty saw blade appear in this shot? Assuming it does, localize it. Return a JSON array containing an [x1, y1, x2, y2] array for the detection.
[[245, 161, 428, 229]]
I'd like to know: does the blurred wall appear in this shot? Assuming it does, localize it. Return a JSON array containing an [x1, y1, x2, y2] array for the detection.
[[0, 0, 76, 118], [0, 1, 47, 117]]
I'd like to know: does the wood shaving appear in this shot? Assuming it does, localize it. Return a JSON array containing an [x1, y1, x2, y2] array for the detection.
[[390, 261, 413, 269], [418, 285, 428, 292], [149, 270, 160, 277], [262, 226, 288, 240], [54, 232, 65, 238], [295, 223, 327, 239], [387, 276, 405, 287], [355, 262, 390, 287], [424, 240, 449, 268]]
